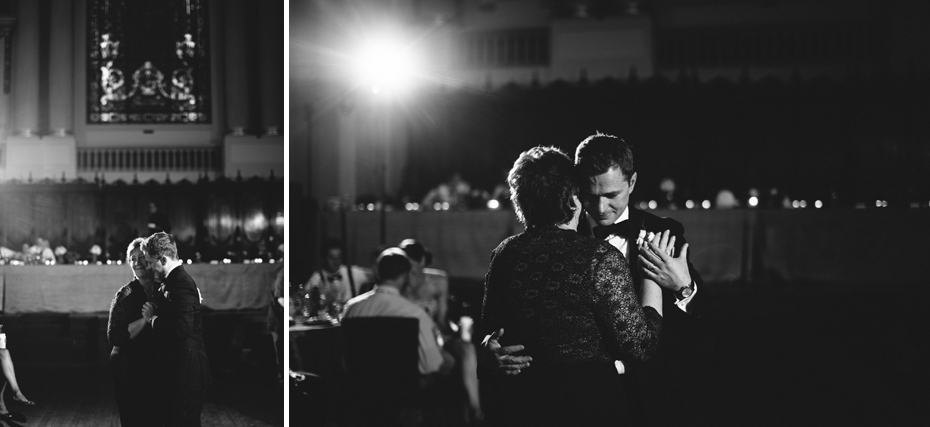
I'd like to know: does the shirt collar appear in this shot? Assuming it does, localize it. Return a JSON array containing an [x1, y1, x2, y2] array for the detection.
[[373, 285, 400, 295], [613, 206, 630, 225], [165, 262, 182, 278]]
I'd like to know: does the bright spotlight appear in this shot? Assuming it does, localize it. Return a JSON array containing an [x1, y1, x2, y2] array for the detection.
[[875, 200, 881, 207], [702, 200, 711, 209], [799, 200, 807, 208], [815, 200, 823, 208], [792, 200, 800, 209], [748, 196, 758, 207], [487, 199, 500, 210], [685, 200, 694, 209], [648, 200, 658, 209], [354, 37, 421, 95]]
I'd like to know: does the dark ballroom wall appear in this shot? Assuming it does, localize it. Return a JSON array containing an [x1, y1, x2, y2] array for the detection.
[[0, 178, 283, 261], [397, 74, 930, 207]]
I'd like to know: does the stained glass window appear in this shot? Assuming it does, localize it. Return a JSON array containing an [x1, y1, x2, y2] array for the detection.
[[88, 0, 210, 124]]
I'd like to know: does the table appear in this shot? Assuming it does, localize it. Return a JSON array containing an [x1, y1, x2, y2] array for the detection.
[[0, 263, 281, 313], [290, 322, 345, 379], [326, 208, 930, 285]]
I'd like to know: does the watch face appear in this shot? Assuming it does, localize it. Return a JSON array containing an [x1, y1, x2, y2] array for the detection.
[[679, 286, 693, 299]]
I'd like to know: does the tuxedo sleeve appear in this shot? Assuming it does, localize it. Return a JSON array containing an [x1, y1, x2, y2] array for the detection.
[[153, 276, 199, 341], [669, 219, 708, 320]]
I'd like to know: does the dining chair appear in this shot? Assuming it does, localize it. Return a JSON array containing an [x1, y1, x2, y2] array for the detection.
[[340, 317, 422, 426]]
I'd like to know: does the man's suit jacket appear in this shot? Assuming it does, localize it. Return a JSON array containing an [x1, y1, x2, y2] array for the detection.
[[582, 207, 708, 367], [580, 208, 712, 425], [153, 265, 212, 394]]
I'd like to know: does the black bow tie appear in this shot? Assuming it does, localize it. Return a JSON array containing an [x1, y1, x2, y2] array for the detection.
[[593, 221, 631, 240], [326, 273, 343, 282]]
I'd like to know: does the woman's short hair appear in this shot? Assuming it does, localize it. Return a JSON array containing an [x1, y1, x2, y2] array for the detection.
[[508, 146, 577, 227], [126, 237, 145, 263]]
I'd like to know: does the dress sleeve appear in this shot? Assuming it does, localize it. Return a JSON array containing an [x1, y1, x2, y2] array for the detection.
[[479, 246, 503, 340], [107, 285, 134, 347], [590, 246, 662, 362]]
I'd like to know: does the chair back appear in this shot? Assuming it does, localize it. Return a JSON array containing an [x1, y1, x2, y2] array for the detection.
[[341, 317, 421, 401]]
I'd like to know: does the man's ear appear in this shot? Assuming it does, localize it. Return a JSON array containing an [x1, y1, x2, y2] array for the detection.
[[629, 171, 637, 193]]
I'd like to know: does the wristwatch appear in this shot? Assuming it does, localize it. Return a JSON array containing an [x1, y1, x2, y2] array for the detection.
[[675, 282, 694, 300]]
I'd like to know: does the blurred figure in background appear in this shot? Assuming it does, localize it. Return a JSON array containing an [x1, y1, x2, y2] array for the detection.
[[398, 239, 449, 333], [715, 189, 740, 209], [305, 238, 372, 317], [147, 202, 171, 234], [422, 172, 489, 210], [343, 248, 451, 376], [0, 323, 35, 423], [659, 177, 678, 210], [399, 239, 482, 420], [268, 258, 285, 383]]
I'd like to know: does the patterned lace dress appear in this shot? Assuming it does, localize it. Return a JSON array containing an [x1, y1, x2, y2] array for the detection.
[[480, 226, 663, 424]]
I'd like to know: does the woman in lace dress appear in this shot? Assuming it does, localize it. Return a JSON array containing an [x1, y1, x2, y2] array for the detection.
[[480, 146, 663, 426], [107, 238, 161, 427]]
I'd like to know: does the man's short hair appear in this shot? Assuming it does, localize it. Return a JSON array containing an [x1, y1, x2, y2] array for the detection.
[[574, 132, 634, 181], [398, 239, 432, 266], [142, 232, 178, 260], [321, 237, 342, 258], [376, 248, 412, 282], [508, 146, 577, 227]]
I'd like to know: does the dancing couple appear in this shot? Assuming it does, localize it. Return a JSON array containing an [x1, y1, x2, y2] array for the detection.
[[107, 232, 211, 427], [480, 133, 708, 426]]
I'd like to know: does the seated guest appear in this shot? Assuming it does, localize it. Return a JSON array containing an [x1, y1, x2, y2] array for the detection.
[[398, 239, 449, 332], [0, 325, 35, 423], [398, 239, 482, 420], [343, 248, 453, 376], [305, 238, 372, 315]]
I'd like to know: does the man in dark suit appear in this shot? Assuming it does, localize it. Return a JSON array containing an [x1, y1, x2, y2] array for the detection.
[[574, 132, 708, 424], [142, 232, 212, 427]]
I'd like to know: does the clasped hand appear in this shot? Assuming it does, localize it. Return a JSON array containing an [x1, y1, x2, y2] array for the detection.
[[142, 302, 158, 322], [481, 328, 532, 376], [637, 229, 692, 293]]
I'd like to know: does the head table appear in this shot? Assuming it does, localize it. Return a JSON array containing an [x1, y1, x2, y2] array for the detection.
[[0, 263, 281, 314]]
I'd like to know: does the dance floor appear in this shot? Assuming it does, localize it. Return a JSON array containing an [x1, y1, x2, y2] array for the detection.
[[293, 279, 926, 426], [662, 283, 926, 426], [0, 310, 283, 427], [446, 279, 927, 426]]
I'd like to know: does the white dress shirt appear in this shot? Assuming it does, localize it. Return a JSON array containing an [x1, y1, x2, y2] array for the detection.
[[307, 265, 371, 305]]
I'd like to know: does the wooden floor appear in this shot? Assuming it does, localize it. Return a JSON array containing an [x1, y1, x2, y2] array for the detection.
[[1, 311, 284, 427]]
